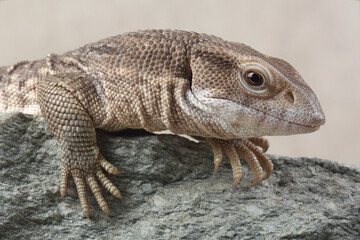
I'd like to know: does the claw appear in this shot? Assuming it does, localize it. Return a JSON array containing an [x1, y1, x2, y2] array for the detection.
[[214, 157, 222, 175], [232, 177, 241, 188]]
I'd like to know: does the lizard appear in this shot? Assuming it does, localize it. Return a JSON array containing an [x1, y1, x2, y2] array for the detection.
[[0, 29, 325, 218]]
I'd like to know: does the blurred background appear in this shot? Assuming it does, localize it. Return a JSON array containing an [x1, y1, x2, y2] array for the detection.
[[0, 0, 359, 167]]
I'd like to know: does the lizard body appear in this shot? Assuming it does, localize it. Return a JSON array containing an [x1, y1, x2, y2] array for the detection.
[[0, 29, 325, 217]]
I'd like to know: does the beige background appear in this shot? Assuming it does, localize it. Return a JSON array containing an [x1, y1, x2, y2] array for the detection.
[[0, 0, 359, 167]]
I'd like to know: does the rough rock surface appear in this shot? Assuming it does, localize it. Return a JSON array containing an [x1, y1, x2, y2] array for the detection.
[[0, 112, 359, 240]]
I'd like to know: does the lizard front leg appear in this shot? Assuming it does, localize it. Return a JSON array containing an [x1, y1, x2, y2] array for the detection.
[[37, 73, 121, 218], [206, 138, 273, 187]]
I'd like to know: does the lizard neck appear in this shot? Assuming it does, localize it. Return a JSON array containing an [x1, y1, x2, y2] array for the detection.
[[102, 74, 239, 139]]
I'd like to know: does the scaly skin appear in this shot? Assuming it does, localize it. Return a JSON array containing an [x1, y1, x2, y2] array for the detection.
[[0, 29, 325, 217]]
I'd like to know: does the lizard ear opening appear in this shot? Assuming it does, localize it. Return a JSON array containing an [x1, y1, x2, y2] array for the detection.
[[188, 69, 193, 87], [185, 58, 193, 89]]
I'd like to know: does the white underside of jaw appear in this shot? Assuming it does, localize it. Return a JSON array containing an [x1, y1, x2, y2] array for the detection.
[[179, 89, 262, 137], [181, 89, 318, 138]]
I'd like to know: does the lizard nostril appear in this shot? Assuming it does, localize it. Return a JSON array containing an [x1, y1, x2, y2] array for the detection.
[[284, 90, 295, 104]]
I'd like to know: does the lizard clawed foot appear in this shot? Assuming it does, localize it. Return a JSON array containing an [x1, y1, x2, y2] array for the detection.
[[60, 153, 122, 218], [206, 138, 273, 188]]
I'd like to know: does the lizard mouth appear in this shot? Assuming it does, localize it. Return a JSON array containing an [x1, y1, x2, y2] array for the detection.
[[283, 120, 321, 130], [247, 105, 324, 131]]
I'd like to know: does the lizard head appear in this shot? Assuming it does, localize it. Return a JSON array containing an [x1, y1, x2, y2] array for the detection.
[[189, 40, 326, 138]]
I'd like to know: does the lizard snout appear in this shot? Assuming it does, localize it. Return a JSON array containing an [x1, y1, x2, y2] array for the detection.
[[305, 107, 326, 127]]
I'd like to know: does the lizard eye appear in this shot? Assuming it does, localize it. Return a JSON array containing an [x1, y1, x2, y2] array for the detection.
[[245, 71, 264, 87], [240, 63, 272, 94]]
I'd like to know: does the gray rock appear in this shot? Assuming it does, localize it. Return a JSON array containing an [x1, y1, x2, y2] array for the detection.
[[0, 112, 359, 240]]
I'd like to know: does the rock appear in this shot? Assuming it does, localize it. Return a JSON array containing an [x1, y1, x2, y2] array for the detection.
[[0, 112, 359, 240]]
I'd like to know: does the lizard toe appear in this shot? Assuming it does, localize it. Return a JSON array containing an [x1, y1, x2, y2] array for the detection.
[[222, 142, 242, 188], [243, 139, 273, 180], [86, 175, 109, 216], [248, 137, 270, 153], [234, 141, 263, 187], [100, 154, 121, 175], [73, 175, 90, 218], [206, 138, 272, 188], [207, 138, 243, 188], [96, 170, 122, 199], [206, 138, 224, 175], [60, 164, 71, 199]]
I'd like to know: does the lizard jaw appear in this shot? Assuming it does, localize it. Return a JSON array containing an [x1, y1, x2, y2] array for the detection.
[[236, 104, 325, 137], [189, 92, 324, 138], [245, 105, 325, 133]]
